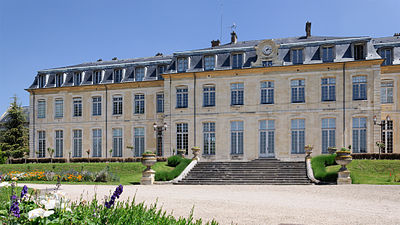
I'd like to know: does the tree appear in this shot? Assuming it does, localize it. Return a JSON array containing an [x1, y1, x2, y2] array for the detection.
[[0, 96, 29, 159]]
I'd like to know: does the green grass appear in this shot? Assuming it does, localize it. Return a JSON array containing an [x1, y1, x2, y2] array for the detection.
[[310, 154, 338, 182], [0, 186, 22, 202], [155, 157, 192, 181], [0, 162, 174, 185]]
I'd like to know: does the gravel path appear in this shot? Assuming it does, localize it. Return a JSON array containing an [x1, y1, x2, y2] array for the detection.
[[21, 184, 400, 225]]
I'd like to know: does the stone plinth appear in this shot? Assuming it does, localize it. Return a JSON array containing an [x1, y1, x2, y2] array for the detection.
[[141, 169, 155, 185], [337, 171, 352, 185]]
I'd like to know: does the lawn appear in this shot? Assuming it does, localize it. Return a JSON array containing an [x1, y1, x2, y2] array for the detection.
[[0, 162, 174, 185], [326, 160, 400, 184]]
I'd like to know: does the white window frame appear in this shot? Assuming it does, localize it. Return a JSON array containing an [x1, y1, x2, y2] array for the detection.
[[291, 119, 305, 154], [135, 67, 145, 81], [260, 81, 274, 104], [92, 128, 102, 157], [54, 98, 63, 118], [72, 129, 82, 157], [112, 95, 123, 115], [352, 117, 367, 153], [55, 130, 63, 157], [177, 57, 189, 72], [321, 118, 336, 154], [231, 121, 244, 155], [176, 123, 189, 154], [55, 73, 64, 87], [134, 127, 145, 157], [92, 96, 102, 116], [203, 122, 216, 155], [37, 99, 46, 119], [38, 130, 46, 158], [259, 120, 275, 157], [73, 97, 82, 117], [93, 70, 102, 84], [73, 72, 82, 86], [204, 55, 216, 71], [381, 80, 394, 104], [321, 46, 334, 62], [112, 128, 123, 157], [232, 53, 244, 69], [292, 48, 304, 65]]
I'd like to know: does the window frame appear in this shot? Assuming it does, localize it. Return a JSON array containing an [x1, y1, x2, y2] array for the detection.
[[38, 75, 46, 88], [232, 53, 244, 69], [204, 55, 216, 71], [291, 119, 305, 154], [381, 80, 394, 104], [203, 122, 216, 155], [292, 48, 304, 65], [203, 84, 216, 107], [231, 83, 244, 106], [92, 96, 102, 116], [54, 98, 64, 118], [291, 79, 305, 103], [230, 121, 244, 155], [259, 120, 275, 157], [93, 70, 102, 84], [134, 94, 145, 114], [92, 128, 102, 157], [37, 99, 46, 119], [353, 43, 365, 60], [135, 67, 145, 81], [352, 117, 367, 153], [260, 81, 274, 104], [176, 86, 188, 108], [38, 130, 46, 158], [321, 118, 336, 154], [55, 73, 63, 87], [112, 95, 123, 115], [112, 128, 123, 157], [176, 123, 189, 154], [134, 127, 145, 157], [321, 77, 336, 102], [73, 97, 82, 117], [156, 92, 164, 113], [379, 48, 393, 66], [73, 72, 82, 86], [72, 129, 82, 157], [55, 130, 63, 158], [382, 120, 393, 153], [352, 75, 367, 100], [177, 57, 189, 73], [321, 46, 334, 63]]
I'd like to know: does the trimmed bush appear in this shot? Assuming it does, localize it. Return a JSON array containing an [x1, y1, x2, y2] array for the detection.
[[351, 153, 400, 160], [167, 155, 183, 167], [9, 157, 167, 164], [156, 156, 191, 181], [311, 154, 338, 182]]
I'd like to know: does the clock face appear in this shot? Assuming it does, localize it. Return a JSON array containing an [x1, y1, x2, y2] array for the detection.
[[262, 45, 272, 55]]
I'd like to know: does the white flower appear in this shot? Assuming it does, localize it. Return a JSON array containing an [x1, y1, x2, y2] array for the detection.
[[12, 177, 18, 181], [0, 182, 10, 187], [41, 199, 56, 210], [28, 208, 54, 220]]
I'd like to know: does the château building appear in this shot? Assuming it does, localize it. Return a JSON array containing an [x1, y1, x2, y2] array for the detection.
[[27, 23, 400, 161]]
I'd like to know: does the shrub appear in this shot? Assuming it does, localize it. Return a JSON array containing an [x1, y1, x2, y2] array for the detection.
[[156, 156, 191, 181], [351, 153, 400, 160], [167, 155, 182, 167], [311, 154, 338, 182]]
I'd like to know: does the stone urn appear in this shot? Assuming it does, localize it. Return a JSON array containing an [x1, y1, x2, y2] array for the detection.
[[304, 145, 313, 158], [335, 148, 352, 185], [177, 149, 186, 158], [327, 147, 337, 154], [191, 146, 201, 160], [141, 152, 156, 185]]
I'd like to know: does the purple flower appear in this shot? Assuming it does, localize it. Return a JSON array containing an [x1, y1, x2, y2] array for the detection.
[[10, 195, 20, 218], [20, 185, 28, 199], [105, 185, 123, 208]]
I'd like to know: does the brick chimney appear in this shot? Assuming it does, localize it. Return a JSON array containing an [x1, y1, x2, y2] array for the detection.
[[394, 33, 400, 37], [305, 21, 311, 38], [231, 31, 237, 44], [211, 40, 220, 47]]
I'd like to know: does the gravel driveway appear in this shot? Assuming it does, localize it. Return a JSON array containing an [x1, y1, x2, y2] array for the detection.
[[21, 184, 400, 225]]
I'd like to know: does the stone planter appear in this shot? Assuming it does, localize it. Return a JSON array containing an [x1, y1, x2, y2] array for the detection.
[[304, 145, 313, 158], [191, 146, 200, 160], [177, 149, 186, 158], [335, 150, 352, 185], [141, 153, 156, 185], [327, 147, 337, 154]]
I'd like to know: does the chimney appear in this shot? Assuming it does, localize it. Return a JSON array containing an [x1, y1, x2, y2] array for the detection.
[[211, 40, 220, 47], [305, 21, 311, 38], [155, 52, 163, 56], [112, 57, 118, 60], [231, 31, 237, 44], [97, 58, 103, 62], [394, 33, 400, 37]]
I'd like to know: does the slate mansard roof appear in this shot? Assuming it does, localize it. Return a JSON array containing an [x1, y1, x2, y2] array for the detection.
[[28, 34, 400, 90]]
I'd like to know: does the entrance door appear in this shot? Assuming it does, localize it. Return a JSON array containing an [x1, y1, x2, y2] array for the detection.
[[259, 120, 275, 158]]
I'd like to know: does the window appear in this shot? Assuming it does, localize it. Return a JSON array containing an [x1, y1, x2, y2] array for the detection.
[[204, 55, 215, 70], [352, 76, 367, 100], [37, 100, 46, 119], [379, 48, 393, 66], [92, 129, 102, 157], [112, 128, 123, 157], [114, 69, 122, 83], [176, 87, 188, 108], [55, 99, 63, 118], [93, 71, 102, 84], [262, 61, 272, 67], [156, 93, 164, 113], [73, 72, 82, 86], [38, 131, 46, 158], [354, 44, 365, 60], [135, 67, 145, 81], [73, 97, 82, 117], [177, 123, 188, 154], [55, 73, 63, 87], [55, 130, 63, 157], [259, 120, 275, 157], [231, 121, 244, 154], [38, 75, 46, 88], [321, 78, 336, 101], [231, 83, 244, 105], [292, 49, 303, 65], [113, 95, 123, 115], [134, 94, 145, 114], [157, 65, 166, 80], [203, 85, 216, 107], [177, 57, 188, 72], [203, 122, 216, 155], [382, 120, 393, 153], [232, 53, 243, 69], [291, 80, 305, 103], [92, 97, 102, 116], [381, 80, 393, 104], [260, 81, 274, 104], [73, 129, 82, 157], [322, 118, 336, 154], [352, 117, 367, 153], [322, 46, 334, 62], [291, 119, 305, 154], [134, 127, 145, 157]]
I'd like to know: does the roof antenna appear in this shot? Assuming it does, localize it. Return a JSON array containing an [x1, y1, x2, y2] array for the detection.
[[219, 0, 223, 41], [231, 22, 237, 32]]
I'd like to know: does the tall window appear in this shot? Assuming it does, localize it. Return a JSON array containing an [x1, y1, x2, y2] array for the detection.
[[231, 121, 244, 154], [291, 119, 305, 154], [203, 122, 216, 155], [73, 97, 82, 117], [73, 129, 82, 157], [114, 69, 122, 83], [292, 49, 303, 65], [291, 80, 305, 103], [322, 46, 334, 62], [322, 118, 336, 154], [382, 120, 393, 153], [55, 130, 63, 157], [177, 57, 188, 72], [321, 78, 336, 101], [381, 80, 394, 104], [92, 129, 102, 157], [73, 72, 82, 86], [113, 95, 123, 115], [156, 93, 164, 113], [37, 100, 46, 118], [55, 73, 63, 87], [93, 71, 102, 84], [354, 44, 365, 60], [352, 76, 367, 100], [176, 87, 188, 108], [259, 120, 275, 157], [232, 53, 243, 69], [92, 96, 102, 116], [204, 55, 215, 70], [352, 117, 367, 153], [203, 85, 216, 107], [231, 83, 244, 105], [135, 67, 145, 81], [38, 131, 46, 158], [54, 99, 63, 118], [176, 123, 188, 154], [379, 48, 393, 66], [134, 127, 145, 157], [112, 128, 123, 157], [134, 94, 145, 114], [38, 75, 46, 88], [260, 81, 274, 104]]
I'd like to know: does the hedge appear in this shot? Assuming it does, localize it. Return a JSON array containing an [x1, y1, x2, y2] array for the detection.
[[351, 153, 400, 160], [311, 154, 338, 182], [8, 157, 167, 164], [155, 156, 192, 181]]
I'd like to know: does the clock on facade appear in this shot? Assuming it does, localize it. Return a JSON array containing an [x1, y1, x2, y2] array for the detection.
[[262, 45, 272, 56]]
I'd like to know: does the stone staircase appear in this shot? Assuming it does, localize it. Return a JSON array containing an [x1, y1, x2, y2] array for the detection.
[[176, 158, 311, 185]]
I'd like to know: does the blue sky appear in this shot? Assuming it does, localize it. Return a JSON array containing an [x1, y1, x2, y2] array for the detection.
[[0, 0, 399, 115]]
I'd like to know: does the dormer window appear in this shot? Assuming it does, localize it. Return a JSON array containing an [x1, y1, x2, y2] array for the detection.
[[38, 75, 46, 88], [232, 53, 243, 69], [322, 46, 334, 62], [177, 57, 188, 72], [55, 73, 63, 87], [73, 72, 82, 86], [292, 49, 303, 65], [379, 48, 393, 66], [135, 67, 145, 81], [114, 69, 122, 83], [157, 65, 166, 80], [204, 55, 215, 70], [93, 70, 102, 84], [354, 43, 365, 60]]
